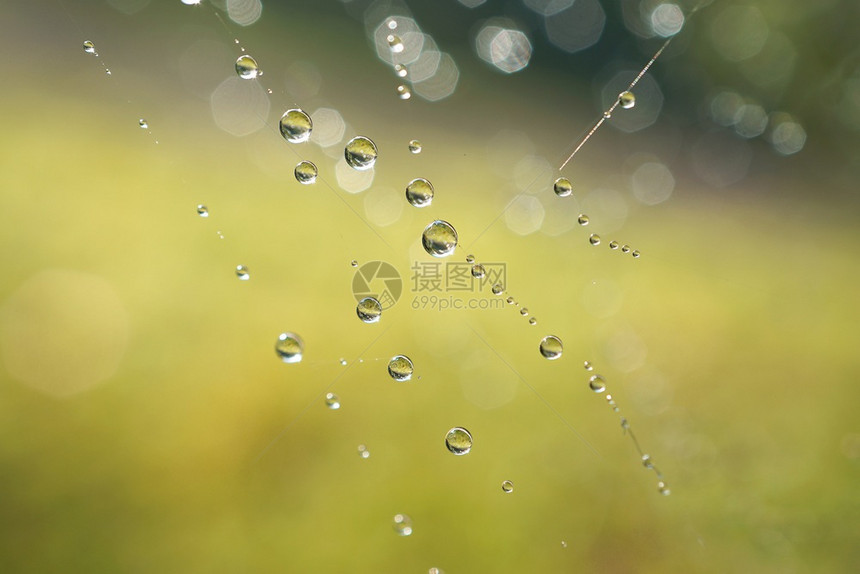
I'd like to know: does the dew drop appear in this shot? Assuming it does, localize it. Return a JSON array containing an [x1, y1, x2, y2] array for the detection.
[[356, 296, 382, 323], [621, 418, 630, 431], [539, 335, 563, 360], [589, 374, 606, 393], [428, 569, 443, 574], [235, 265, 250, 280], [421, 220, 458, 258], [408, 139, 422, 154], [275, 332, 303, 364], [445, 427, 473, 455], [394, 64, 408, 78], [406, 178, 434, 207], [577, 214, 589, 226], [344, 136, 378, 170], [609, 240, 619, 250], [621, 244, 631, 253], [387, 355, 414, 381], [642, 454, 653, 469], [392, 513, 413, 536], [471, 264, 485, 278], [561, 541, 568, 549], [528, 317, 537, 325], [358, 444, 370, 458], [603, 111, 612, 119], [325, 392, 341, 410], [465, 254, 475, 264], [584, 360, 593, 371], [339, 358, 347, 366], [105, 68, 111, 76], [553, 177, 572, 197], [506, 296, 516, 305], [658, 481, 671, 496], [618, 91, 636, 109], [396, 84, 412, 100], [350, 260, 358, 267], [589, 234, 601, 246], [83, 40, 97, 55], [387, 18, 398, 30], [519, 307, 528, 316], [501, 480, 514, 493], [138, 118, 148, 129], [294, 160, 318, 184], [196, 204, 209, 218], [632, 249, 641, 258], [279, 109, 313, 143], [235, 54, 260, 79], [387, 34, 405, 53], [491, 283, 504, 296]]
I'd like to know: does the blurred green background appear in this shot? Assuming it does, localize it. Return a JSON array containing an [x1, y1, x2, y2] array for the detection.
[[1, 0, 859, 572]]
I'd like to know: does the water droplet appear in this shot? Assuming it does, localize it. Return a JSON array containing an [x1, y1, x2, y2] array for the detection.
[[235, 54, 260, 79], [577, 214, 589, 226], [491, 283, 504, 296], [394, 64, 408, 78], [632, 250, 641, 258], [603, 111, 612, 119], [266, 88, 273, 94], [588, 374, 606, 393], [445, 427, 473, 455], [325, 392, 341, 410], [294, 160, 318, 184], [561, 541, 568, 549], [553, 177, 572, 197], [82, 40, 97, 55], [358, 444, 370, 458], [506, 296, 516, 305], [279, 109, 313, 143], [387, 34, 404, 53], [539, 335, 563, 360], [528, 317, 537, 325], [428, 569, 443, 574], [421, 220, 458, 258], [339, 358, 347, 366], [275, 332, 303, 364], [609, 240, 619, 250], [621, 418, 630, 430], [406, 178, 434, 207], [105, 68, 111, 76], [584, 360, 593, 371], [519, 307, 528, 316], [349, 260, 358, 267], [621, 244, 631, 253], [396, 84, 412, 100], [392, 513, 413, 536], [216, 230, 225, 239], [588, 234, 601, 246], [408, 139, 422, 154], [618, 91, 636, 109], [387, 18, 398, 30], [501, 480, 514, 493], [471, 264, 485, 278], [388, 355, 414, 381], [138, 118, 148, 129], [642, 454, 653, 469], [235, 265, 250, 280], [344, 136, 378, 171], [657, 481, 671, 496], [465, 254, 475, 264], [196, 204, 209, 218], [356, 296, 382, 323]]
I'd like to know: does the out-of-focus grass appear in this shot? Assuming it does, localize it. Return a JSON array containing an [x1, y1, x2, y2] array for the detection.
[[1, 1, 859, 573]]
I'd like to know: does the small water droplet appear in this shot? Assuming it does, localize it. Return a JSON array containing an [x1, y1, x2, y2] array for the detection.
[[196, 204, 209, 218], [553, 177, 572, 197], [519, 307, 528, 316], [501, 480, 514, 493], [216, 230, 225, 239], [642, 454, 653, 469], [577, 214, 589, 226], [387, 34, 404, 53], [105, 68, 111, 75], [408, 139, 422, 154], [406, 178, 434, 207], [528, 317, 537, 325], [396, 84, 412, 100], [609, 240, 619, 250], [584, 361, 593, 371], [387, 18, 398, 30], [339, 358, 347, 366], [632, 249, 641, 258], [588, 234, 601, 246], [275, 332, 303, 364], [138, 118, 148, 129], [394, 64, 408, 78], [279, 109, 313, 143], [539, 335, 563, 360], [344, 136, 378, 170], [603, 111, 612, 119], [428, 569, 443, 574], [266, 88, 273, 94], [83, 40, 97, 55], [621, 418, 630, 430], [618, 91, 636, 109], [561, 541, 568, 549], [350, 260, 358, 267], [356, 297, 382, 323], [392, 513, 413, 536], [491, 284, 504, 296], [358, 444, 370, 458], [235, 265, 250, 280], [465, 254, 475, 264], [621, 244, 631, 253], [388, 355, 414, 381], [506, 296, 516, 305], [294, 160, 318, 184], [445, 427, 473, 455], [471, 264, 485, 278], [325, 392, 341, 410], [421, 220, 458, 258], [235, 54, 260, 79], [589, 374, 606, 392], [657, 481, 671, 496]]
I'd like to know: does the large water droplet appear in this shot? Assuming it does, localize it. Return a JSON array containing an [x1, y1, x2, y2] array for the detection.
[[235, 265, 250, 280], [408, 139, 422, 154], [275, 332, 303, 363], [445, 427, 473, 455], [344, 136, 378, 170], [294, 160, 318, 184], [392, 513, 413, 536], [279, 109, 313, 143], [501, 480, 514, 493], [406, 178, 434, 207], [235, 54, 260, 79], [618, 91, 636, 109], [554, 177, 572, 197], [421, 220, 458, 258], [539, 335, 563, 360], [388, 355, 414, 381], [356, 297, 382, 323], [197, 204, 209, 218], [82, 40, 96, 55], [325, 392, 340, 410]]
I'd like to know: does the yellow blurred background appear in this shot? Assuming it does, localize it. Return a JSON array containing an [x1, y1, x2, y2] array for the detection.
[[1, 0, 858, 572]]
